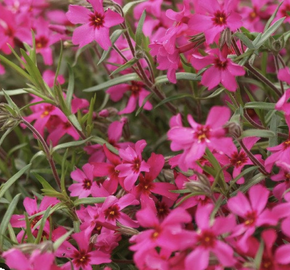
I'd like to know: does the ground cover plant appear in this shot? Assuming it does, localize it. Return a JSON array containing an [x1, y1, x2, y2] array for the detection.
[[1, 0, 290, 269]]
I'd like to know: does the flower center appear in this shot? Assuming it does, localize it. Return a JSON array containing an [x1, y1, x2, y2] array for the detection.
[[89, 12, 105, 28], [214, 58, 228, 70], [30, 214, 41, 229], [156, 201, 170, 220], [137, 178, 155, 194], [195, 125, 211, 143], [283, 139, 290, 149], [212, 10, 227, 26], [132, 157, 141, 173], [41, 105, 55, 118], [104, 204, 120, 221], [73, 250, 91, 268], [35, 36, 49, 49], [82, 179, 92, 190], [261, 259, 273, 270], [230, 151, 248, 168], [244, 211, 257, 226], [197, 230, 216, 248], [129, 82, 142, 95]]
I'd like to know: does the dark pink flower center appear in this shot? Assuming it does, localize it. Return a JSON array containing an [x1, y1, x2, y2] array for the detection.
[[197, 230, 216, 248], [230, 151, 248, 168], [283, 139, 290, 149], [104, 204, 120, 221], [73, 249, 91, 268], [261, 258, 273, 270], [194, 125, 211, 143], [129, 81, 142, 96], [151, 226, 162, 240], [244, 211, 257, 226], [281, 4, 290, 17], [156, 201, 170, 220], [36, 36, 49, 49], [30, 213, 41, 229], [214, 58, 228, 70], [82, 179, 92, 190], [249, 7, 258, 21], [132, 157, 141, 173], [137, 178, 155, 195], [284, 172, 290, 182], [41, 105, 55, 118], [4, 26, 14, 37], [89, 12, 105, 28], [212, 10, 227, 26]]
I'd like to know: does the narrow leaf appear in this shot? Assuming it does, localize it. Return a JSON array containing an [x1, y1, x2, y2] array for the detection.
[[154, 94, 193, 109], [123, 0, 147, 15], [244, 102, 276, 110], [74, 197, 106, 206], [241, 129, 275, 138], [135, 10, 146, 48]]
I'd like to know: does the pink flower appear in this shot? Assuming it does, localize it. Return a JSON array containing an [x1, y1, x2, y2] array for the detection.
[[56, 231, 111, 270], [130, 206, 191, 269], [66, 0, 124, 50], [107, 81, 153, 114], [116, 140, 150, 190], [184, 204, 236, 270], [189, 0, 242, 44], [227, 185, 278, 252], [191, 49, 245, 91], [99, 194, 139, 227], [3, 249, 59, 270], [68, 163, 108, 198], [167, 107, 232, 171]]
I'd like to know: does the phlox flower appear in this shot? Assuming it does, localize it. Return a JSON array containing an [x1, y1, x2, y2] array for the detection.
[[99, 194, 139, 228], [66, 0, 124, 50], [130, 206, 191, 269], [167, 106, 232, 171], [3, 249, 59, 270], [227, 185, 278, 252], [91, 144, 124, 194], [184, 204, 236, 270], [188, 0, 242, 44], [133, 0, 163, 19], [107, 81, 153, 114], [132, 153, 178, 208], [10, 196, 59, 241], [191, 48, 245, 91], [115, 139, 150, 190], [271, 161, 290, 200], [265, 116, 290, 172], [68, 163, 108, 198], [56, 231, 111, 270]]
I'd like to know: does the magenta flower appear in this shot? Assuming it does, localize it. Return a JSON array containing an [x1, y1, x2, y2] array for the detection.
[[184, 204, 236, 270], [115, 139, 150, 190], [3, 249, 59, 270], [66, 0, 124, 50], [132, 153, 178, 207], [227, 185, 278, 252], [99, 194, 139, 227], [57, 231, 111, 270], [191, 49, 245, 91], [167, 106, 232, 171], [130, 206, 191, 269], [107, 81, 153, 114], [189, 0, 242, 44]]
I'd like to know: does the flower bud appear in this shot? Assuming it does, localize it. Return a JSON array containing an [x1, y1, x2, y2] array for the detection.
[[224, 121, 242, 139], [117, 223, 139, 236]]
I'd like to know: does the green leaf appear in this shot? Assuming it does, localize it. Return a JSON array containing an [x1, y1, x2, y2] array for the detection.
[[198, 87, 225, 100], [135, 10, 146, 48], [0, 89, 27, 96], [174, 192, 207, 208], [98, 29, 126, 65], [109, 57, 138, 76], [24, 212, 35, 242], [170, 189, 190, 194], [72, 43, 93, 67], [241, 129, 275, 138], [0, 164, 31, 199], [254, 17, 285, 49], [232, 173, 265, 196], [35, 206, 51, 244], [68, 114, 82, 131], [34, 173, 60, 194], [74, 197, 106, 206], [0, 127, 14, 146], [154, 72, 201, 85], [54, 41, 64, 89], [52, 137, 92, 153], [0, 54, 32, 82], [83, 73, 140, 92], [244, 102, 276, 110], [254, 240, 264, 270], [228, 166, 259, 189], [0, 194, 21, 249], [123, 0, 147, 15], [66, 63, 74, 112], [234, 32, 255, 49], [264, 1, 284, 30], [154, 94, 193, 109]]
